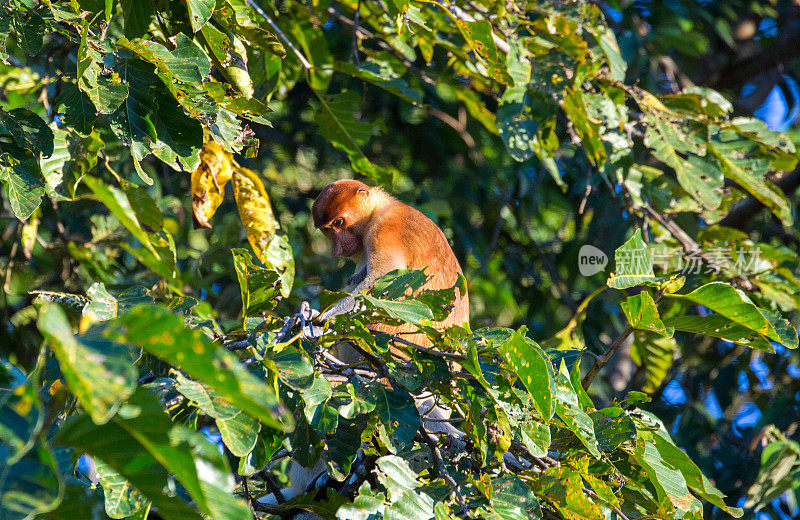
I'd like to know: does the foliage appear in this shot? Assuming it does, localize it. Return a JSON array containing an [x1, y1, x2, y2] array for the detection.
[[2, 1, 800, 520]]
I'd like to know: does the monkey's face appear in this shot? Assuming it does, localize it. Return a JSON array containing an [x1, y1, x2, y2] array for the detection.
[[312, 180, 372, 259], [322, 217, 362, 259]]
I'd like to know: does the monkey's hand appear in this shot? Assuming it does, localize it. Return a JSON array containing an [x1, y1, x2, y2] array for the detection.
[[317, 295, 358, 323], [299, 301, 324, 340]]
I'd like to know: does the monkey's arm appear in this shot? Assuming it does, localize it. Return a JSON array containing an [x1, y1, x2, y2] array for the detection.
[[318, 249, 406, 321]]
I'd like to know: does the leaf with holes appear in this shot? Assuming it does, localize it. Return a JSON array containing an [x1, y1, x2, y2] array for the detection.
[[95, 459, 148, 519], [668, 282, 798, 350], [37, 304, 137, 424], [498, 329, 555, 422]]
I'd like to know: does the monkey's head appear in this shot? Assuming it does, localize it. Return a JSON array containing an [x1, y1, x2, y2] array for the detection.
[[312, 180, 377, 259]]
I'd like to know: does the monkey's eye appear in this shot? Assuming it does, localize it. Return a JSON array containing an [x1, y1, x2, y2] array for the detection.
[[332, 217, 345, 229]]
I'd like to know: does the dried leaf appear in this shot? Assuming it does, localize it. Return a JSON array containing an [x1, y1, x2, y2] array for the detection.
[[190, 140, 233, 228], [231, 166, 277, 258]]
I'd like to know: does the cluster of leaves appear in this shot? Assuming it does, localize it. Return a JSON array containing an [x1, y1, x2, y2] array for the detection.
[[2, 0, 800, 519], [5, 228, 796, 520]]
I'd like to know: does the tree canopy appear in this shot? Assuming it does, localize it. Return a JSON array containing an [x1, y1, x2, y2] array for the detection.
[[2, 1, 800, 520]]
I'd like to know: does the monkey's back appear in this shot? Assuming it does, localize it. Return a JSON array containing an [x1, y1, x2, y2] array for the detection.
[[367, 201, 470, 342]]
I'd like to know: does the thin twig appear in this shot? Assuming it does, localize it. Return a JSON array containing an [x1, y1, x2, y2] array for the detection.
[[325, 7, 437, 86], [583, 486, 630, 520], [248, 0, 312, 69], [390, 335, 467, 361], [582, 288, 665, 389], [417, 428, 470, 516], [224, 339, 252, 351], [581, 325, 634, 389], [352, 0, 362, 67], [428, 107, 488, 166]]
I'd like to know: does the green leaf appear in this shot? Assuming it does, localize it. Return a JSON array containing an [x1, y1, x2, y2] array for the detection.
[[83, 176, 154, 253], [480, 475, 542, 520], [216, 410, 260, 457], [453, 18, 511, 85], [302, 376, 338, 435], [562, 88, 606, 168], [607, 229, 657, 289], [95, 459, 148, 519], [175, 373, 240, 419], [314, 90, 394, 185], [498, 329, 555, 421], [590, 407, 636, 452], [644, 117, 723, 210], [185, 0, 215, 32], [621, 291, 673, 337], [107, 60, 158, 184], [231, 248, 281, 319], [630, 332, 677, 392], [634, 433, 701, 514], [237, 26, 285, 58], [55, 85, 97, 135], [496, 46, 563, 192], [711, 132, 792, 226], [649, 426, 743, 517], [325, 418, 362, 481], [0, 108, 54, 157], [0, 161, 45, 220], [82, 282, 118, 322], [11, 9, 46, 56], [745, 437, 800, 510], [670, 282, 798, 349], [553, 362, 599, 458], [0, 446, 63, 520], [114, 306, 290, 430], [108, 59, 203, 177], [532, 466, 603, 520], [337, 482, 385, 520], [119, 0, 154, 38], [665, 313, 774, 351], [238, 430, 280, 476], [363, 294, 434, 325], [598, 28, 626, 81], [370, 387, 420, 451], [370, 270, 429, 300], [334, 60, 422, 104], [37, 304, 137, 424], [38, 125, 70, 201], [122, 180, 164, 231], [56, 387, 249, 520], [118, 35, 211, 86], [269, 349, 315, 391]]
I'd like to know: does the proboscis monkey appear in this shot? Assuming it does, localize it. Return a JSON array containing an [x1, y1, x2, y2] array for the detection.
[[312, 179, 469, 352], [259, 180, 469, 506]]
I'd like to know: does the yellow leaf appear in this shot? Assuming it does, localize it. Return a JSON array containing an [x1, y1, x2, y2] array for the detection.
[[190, 141, 234, 229], [231, 166, 278, 262], [21, 209, 40, 259]]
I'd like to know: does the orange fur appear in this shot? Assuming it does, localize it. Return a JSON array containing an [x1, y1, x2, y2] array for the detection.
[[313, 180, 469, 347]]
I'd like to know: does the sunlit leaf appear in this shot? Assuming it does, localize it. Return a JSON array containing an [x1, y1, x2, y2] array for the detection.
[[38, 304, 137, 424], [190, 140, 234, 229]]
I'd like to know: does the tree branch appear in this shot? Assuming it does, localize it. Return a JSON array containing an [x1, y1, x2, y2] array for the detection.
[[416, 428, 470, 516], [581, 325, 634, 389]]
